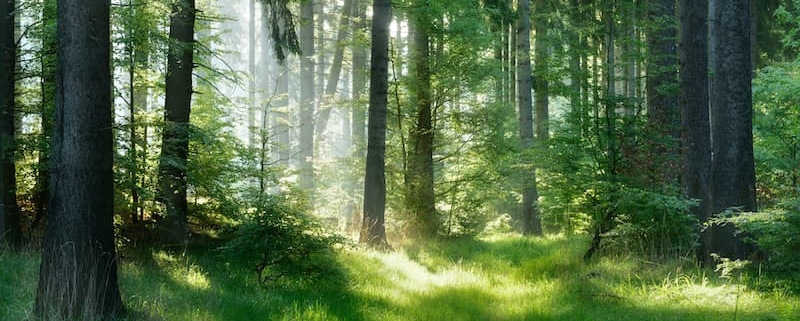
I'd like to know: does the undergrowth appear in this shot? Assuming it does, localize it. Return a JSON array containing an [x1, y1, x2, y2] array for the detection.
[[1, 234, 799, 320]]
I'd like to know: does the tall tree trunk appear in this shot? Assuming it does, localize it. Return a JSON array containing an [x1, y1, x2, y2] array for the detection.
[[407, 6, 437, 238], [710, 0, 756, 260], [34, 0, 124, 317], [0, 0, 21, 248], [158, 0, 195, 244], [248, 0, 257, 147], [348, 0, 367, 232], [679, 0, 712, 265], [298, 0, 315, 192], [517, 0, 543, 236], [533, 0, 549, 142], [360, 0, 391, 248], [646, 0, 679, 187]]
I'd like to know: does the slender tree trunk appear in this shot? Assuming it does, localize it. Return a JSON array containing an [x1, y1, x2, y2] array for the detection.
[[407, 6, 437, 238], [0, 0, 21, 248], [710, 0, 756, 260], [533, 0, 549, 142], [35, 0, 124, 317], [298, 0, 315, 192], [348, 0, 367, 232], [248, 0, 257, 147], [517, 0, 542, 236], [360, 0, 391, 248], [32, 0, 57, 229], [158, 0, 195, 244], [679, 0, 712, 265]]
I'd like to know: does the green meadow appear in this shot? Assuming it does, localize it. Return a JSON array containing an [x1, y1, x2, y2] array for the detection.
[[2, 235, 798, 320]]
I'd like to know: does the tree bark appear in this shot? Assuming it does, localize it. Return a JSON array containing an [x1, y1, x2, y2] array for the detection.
[[406, 6, 437, 238], [0, 0, 21, 248], [517, 0, 543, 236], [533, 0, 549, 142], [35, 0, 124, 317], [679, 0, 712, 264], [298, 0, 315, 192], [710, 0, 756, 260], [360, 0, 391, 248], [158, 0, 195, 244]]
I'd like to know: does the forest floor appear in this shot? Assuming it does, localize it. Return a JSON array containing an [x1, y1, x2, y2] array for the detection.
[[2, 234, 799, 320]]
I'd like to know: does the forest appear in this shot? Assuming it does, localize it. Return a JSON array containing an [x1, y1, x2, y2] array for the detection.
[[1, 0, 800, 320]]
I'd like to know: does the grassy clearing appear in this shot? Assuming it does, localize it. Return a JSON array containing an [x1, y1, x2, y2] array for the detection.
[[2, 235, 798, 320]]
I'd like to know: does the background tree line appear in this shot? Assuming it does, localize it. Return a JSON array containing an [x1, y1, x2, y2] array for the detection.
[[1, 0, 799, 318]]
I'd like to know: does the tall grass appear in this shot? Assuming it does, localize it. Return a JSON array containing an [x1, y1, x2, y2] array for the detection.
[[2, 234, 799, 320]]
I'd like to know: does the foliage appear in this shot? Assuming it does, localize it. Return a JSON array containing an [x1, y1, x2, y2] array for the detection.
[[222, 194, 345, 285]]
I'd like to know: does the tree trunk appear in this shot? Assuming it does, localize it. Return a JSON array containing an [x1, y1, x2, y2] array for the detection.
[[679, 0, 712, 265], [158, 0, 195, 244], [32, 0, 57, 229], [34, 0, 124, 317], [298, 0, 315, 192], [0, 0, 21, 248], [646, 0, 679, 187], [710, 0, 756, 260], [248, 0, 257, 147], [517, 0, 543, 236], [533, 0, 549, 142], [407, 6, 437, 238], [349, 0, 367, 232], [360, 0, 391, 248]]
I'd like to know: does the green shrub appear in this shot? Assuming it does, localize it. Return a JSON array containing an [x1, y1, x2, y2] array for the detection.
[[221, 195, 345, 285]]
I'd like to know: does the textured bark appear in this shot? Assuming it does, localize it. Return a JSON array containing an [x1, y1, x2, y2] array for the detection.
[[360, 0, 391, 248], [710, 0, 756, 260], [406, 8, 437, 238], [533, 0, 549, 142], [34, 0, 124, 317], [0, 0, 20, 248], [679, 0, 712, 264], [517, 0, 542, 236], [298, 0, 315, 192], [158, 0, 195, 244], [646, 0, 680, 187]]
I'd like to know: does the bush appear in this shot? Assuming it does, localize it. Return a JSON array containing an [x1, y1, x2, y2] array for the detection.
[[222, 195, 345, 285], [717, 203, 800, 274]]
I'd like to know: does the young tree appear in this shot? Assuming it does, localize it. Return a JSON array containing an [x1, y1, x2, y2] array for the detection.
[[158, 0, 196, 243], [361, 0, 391, 248], [679, 0, 712, 263], [34, 0, 124, 317], [0, 0, 21, 248], [517, 0, 543, 235], [709, 0, 756, 260]]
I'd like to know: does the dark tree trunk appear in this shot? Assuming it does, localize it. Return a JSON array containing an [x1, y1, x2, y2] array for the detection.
[[406, 6, 437, 239], [646, 0, 679, 187], [533, 0, 549, 142], [679, 0, 712, 264], [517, 0, 543, 236], [360, 0, 391, 248], [0, 0, 21, 248], [158, 0, 195, 244], [298, 0, 315, 192], [710, 0, 756, 260], [34, 0, 124, 317]]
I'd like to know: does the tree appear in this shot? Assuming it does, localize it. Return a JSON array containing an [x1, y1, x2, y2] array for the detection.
[[517, 0, 542, 235], [679, 0, 712, 263], [158, 0, 196, 243], [406, 2, 438, 238], [361, 0, 391, 248], [298, 0, 315, 192], [533, 0, 549, 142], [34, 0, 124, 317], [0, 0, 21, 248], [709, 0, 756, 260]]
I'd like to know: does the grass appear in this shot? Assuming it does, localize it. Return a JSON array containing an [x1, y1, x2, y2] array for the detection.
[[2, 234, 799, 320]]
